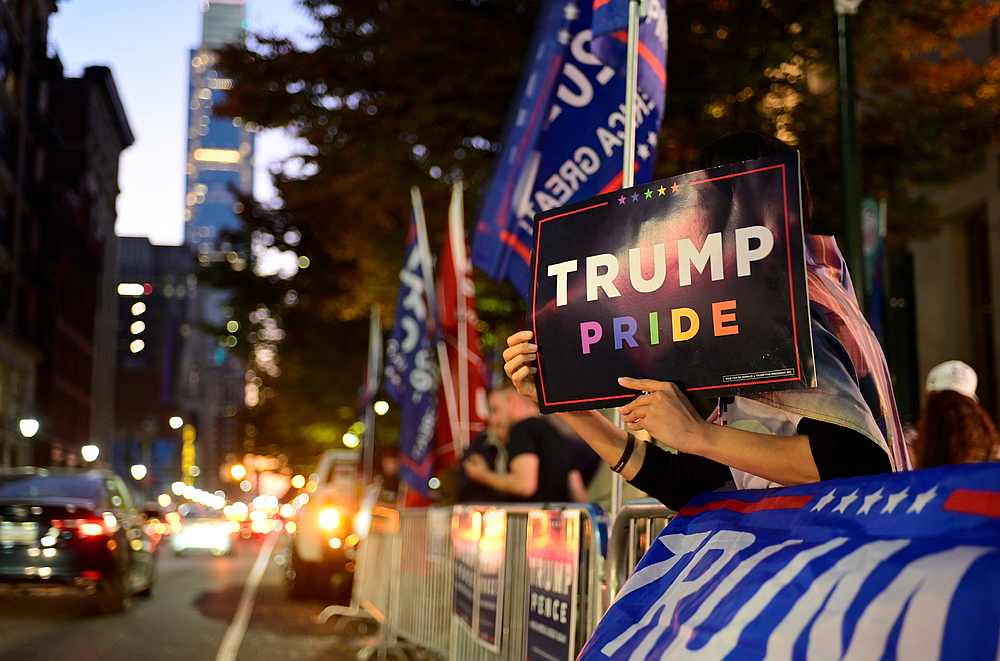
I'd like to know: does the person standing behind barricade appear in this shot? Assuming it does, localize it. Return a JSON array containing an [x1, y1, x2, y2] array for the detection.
[[456, 386, 537, 502], [376, 447, 401, 503], [464, 411, 598, 503], [502, 132, 911, 511], [914, 360, 1000, 467]]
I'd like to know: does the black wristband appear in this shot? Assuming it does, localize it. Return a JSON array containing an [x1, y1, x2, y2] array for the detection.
[[611, 433, 636, 473]]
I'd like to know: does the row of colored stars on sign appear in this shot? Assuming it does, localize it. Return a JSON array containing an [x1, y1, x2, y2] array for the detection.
[[618, 180, 682, 205]]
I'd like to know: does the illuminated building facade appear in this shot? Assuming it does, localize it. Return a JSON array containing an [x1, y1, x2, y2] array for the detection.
[[177, 0, 252, 489], [184, 0, 253, 256]]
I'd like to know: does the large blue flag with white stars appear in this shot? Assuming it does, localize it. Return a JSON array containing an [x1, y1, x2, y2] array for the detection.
[[472, 0, 667, 300], [581, 463, 1000, 660]]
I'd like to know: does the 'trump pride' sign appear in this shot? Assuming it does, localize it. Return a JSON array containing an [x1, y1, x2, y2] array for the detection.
[[529, 153, 816, 413]]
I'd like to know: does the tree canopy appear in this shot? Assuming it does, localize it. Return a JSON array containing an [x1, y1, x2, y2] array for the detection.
[[203, 0, 999, 462]]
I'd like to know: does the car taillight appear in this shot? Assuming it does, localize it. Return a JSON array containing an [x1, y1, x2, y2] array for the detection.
[[52, 517, 112, 538], [78, 522, 106, 537]]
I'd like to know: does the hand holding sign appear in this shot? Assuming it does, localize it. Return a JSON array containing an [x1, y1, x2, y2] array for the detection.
[[502, 330, 539, 404], [617, 377, 708, 454]]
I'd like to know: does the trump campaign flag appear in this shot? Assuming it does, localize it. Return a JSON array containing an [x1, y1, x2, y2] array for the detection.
[[434, 181, 489, 466], [384, 214, 439, 495], [473, 0, 668, 299], [580, 463, 1000, 660]]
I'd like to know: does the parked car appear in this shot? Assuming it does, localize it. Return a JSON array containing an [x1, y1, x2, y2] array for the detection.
[[286, 449, 363, 600], [0, 467, 157, 614]]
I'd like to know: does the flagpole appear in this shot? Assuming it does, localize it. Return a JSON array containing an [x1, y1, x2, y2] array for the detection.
[[363, 304, 381, 484], [451, 181, 471, 455], [410, 186, 462, 456], [611, 0, 645, 528]]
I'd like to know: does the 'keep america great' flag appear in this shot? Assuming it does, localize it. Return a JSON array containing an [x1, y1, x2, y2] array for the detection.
[[581, 463, 1000, 660], [384, 219, 438, 495], [473, 0, 667, 300]]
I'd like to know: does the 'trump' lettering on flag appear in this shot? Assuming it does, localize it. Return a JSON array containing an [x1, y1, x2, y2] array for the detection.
[[472, 0, 668, 299], [580, 463, 1000, 660], [384, 218, 438, 495]]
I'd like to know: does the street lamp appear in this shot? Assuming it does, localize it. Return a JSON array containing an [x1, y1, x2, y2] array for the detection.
[[230, 464, 247, 481], [168, 416, 184, 430], [835, 0, 866, 304], [373, 400, 390, 416], [18, 418, 39, 439], [130, 464, 148, 481], [342, 432, 360, 449], [81, 444, 100, 463]]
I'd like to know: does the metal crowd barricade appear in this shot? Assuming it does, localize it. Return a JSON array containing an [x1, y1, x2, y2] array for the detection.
[[316, 504, 402, 655], [396, 507, 453, 656], [335, 500, 669, 660], [429, 504, 604, 661], [606, 498, 674, 601]]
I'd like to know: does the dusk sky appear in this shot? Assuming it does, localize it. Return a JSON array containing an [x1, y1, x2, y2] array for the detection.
[[50, 0, 316, 245]]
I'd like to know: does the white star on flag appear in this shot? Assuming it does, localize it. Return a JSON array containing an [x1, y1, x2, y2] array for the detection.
[[648, 131, 658, 146], [880, 487, 909, 514], [811, 489, 836, 512], [637, 144, 650, 160], [832, 489, 859, 514], [906, 486, 938, 514], [857, 488, 884, 515], [564, 3, 579, 21], [557, 29, 571, 45]]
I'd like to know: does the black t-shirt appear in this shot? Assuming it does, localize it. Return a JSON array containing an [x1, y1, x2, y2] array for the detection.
[[507, 417, 598, 502], [457, 433, 506, 503]]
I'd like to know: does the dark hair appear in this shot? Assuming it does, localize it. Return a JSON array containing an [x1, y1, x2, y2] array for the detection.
[[915, 390, 1000, 467], [698, 131, 814, 230]]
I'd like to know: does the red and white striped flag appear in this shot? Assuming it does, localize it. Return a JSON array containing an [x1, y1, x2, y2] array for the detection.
[[434, 181, 489, 468]]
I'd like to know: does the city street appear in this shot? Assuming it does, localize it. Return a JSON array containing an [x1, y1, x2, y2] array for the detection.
[[0, 535, 369, 661]]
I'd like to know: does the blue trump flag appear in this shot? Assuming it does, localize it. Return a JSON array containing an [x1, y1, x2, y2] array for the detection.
[[384, 221, 438, 495], [472, 0, 667, 299], [581, 463, 1000, 660]]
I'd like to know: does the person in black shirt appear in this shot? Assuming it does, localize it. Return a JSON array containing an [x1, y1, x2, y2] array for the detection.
[[464, 414, 598, 503], [457, 433, 507, 502], [457, 386, 538, 502]]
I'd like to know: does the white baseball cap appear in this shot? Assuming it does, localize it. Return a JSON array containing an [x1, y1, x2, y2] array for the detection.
[[926, 360, 978, 401]]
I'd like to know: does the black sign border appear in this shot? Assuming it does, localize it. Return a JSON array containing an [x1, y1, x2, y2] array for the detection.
[[529, 155, 813, 413]]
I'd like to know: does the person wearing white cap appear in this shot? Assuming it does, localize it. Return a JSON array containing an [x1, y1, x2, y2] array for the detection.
[[914, 360, 999, 467], [925, 360, 979, 401]]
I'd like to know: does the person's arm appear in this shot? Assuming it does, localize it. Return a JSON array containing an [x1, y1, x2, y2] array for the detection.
[[554, 409, 730, 508], [619, 378, 895, 485], [555, 409, 644, 478], [619, 378, 822, 486], [799, 418, 891, 479], [463, 453, 539, 498], [630, 444, 732, 510], [696, 425, 820, 485], [567, 469, 588, 503]]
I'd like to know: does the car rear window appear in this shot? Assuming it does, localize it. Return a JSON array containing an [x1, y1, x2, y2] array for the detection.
[[0, 474, 102, 501]]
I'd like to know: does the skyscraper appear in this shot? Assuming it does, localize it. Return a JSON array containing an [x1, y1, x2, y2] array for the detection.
[[185, 0, 253, 256], [179, 0, 253, 488]]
